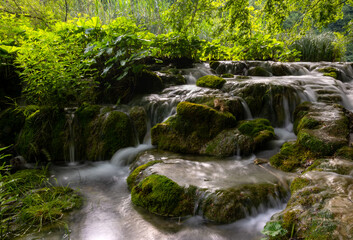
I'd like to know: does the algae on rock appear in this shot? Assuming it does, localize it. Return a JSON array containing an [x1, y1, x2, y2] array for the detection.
[[196, 75, 226, 89]]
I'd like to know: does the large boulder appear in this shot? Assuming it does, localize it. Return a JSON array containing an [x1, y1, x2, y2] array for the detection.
[[294, 102, 349, 156], [127, 150, 290, 223], [151, 102, 237, 154]]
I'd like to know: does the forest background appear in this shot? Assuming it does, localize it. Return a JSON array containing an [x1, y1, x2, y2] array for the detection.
[[1, 0, 353, 109]]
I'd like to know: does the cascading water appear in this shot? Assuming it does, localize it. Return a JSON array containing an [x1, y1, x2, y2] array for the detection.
[[29, 61, 353, 240], [65, 107, 77, 165]]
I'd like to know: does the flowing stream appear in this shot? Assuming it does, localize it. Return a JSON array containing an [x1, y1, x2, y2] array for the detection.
[[23, 61, 353, 240]]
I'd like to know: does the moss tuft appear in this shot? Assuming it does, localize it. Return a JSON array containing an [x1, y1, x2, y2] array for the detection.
[[127, 160, 162, 190], [270, 142, 316, 172], [290, 177, 311, 194], [131, 174, 194, 216], [221, 73, 234, 78], [196, 75, 226, 89]]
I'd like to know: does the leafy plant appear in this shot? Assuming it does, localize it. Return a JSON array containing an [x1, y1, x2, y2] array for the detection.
[[261, 221, 288, 240]]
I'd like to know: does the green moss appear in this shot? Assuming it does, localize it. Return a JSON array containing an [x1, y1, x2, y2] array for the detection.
[[290, 177, 310, 194], [202, 184, 286, 223], [282, 210, 299, 234], [318, 67, 341, 80], [152, 102, 237, 154], [88, 110, 134, 161], [270, 142, 316, 172], [335, 146, 353, 160], [127, 160, 162, 189], [237, 119, 275, 148], [196, 75, 226, 89], [221, 73, 234, 78], [297, 130, 345, 156], [236, 75, 251, 80], [248, 66, 271, 77], [296, 116, 321, 133], [323, 72, 338, 79], [305, 210, 337, 240], [131, 174, 194, 216], [2, 169, 82, 238]]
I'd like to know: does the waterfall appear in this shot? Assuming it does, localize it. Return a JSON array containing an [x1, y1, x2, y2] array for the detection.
[[65, 107, 77, 165]]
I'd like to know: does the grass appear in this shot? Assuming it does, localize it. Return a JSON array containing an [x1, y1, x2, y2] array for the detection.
[[0, 165, 82, 240]]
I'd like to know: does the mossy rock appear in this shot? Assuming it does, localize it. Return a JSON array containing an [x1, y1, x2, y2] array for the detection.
[[16, 106, 67, 163], [87, 110, 134, 160], [135, 69, 164, 94], [236, 75, 251, 80], [318, 67, 342, 81], [221, 73, 234, 78], [271, 64, 291, 76], [160, 73, 186, 86], [335, 146, 353, 161], [74, 104, 101, 160], [290, 177, 311, 194], [196, 75, 226, 89], [201, 129, 254, 157], [131, 174, 195, 217], [127, 160, 162, 190], [129, 106, 147, 143], [202, 184, 286, 223], [151, 102, 237, 154], [270, 141, 317, 172], [294, 102, 349, 156], [237, 118, 275, 148], [247, 66, 271, 77]]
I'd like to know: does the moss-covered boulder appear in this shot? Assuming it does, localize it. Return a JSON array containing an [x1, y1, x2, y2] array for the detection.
[[294, 102, 349, 156], [202, 184, 286, 223], [271, 63, 292, 76], [201, 118, 275, 157], [209, 61, 221, 70], [247, 66, 271, 77], [196, 75, 226, 89], [151, 101, 237, 154], [131, 174, 196, 217], [270, 141, 317, 172], [135, 69, 164, 94], [159, 72, 186, 86], [238, 118, 275, 148], [129, 106, 147, 143], [87, 110, 134, 160]]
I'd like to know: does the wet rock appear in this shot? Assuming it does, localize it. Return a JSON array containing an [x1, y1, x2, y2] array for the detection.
[[271, 63, 292, 76], [270, 141, 317, 172], [196, 75, 226, 89], [247, 66, 272, 77], [294, 102, 349, 156], [209, 61, 221, 70], [129, 106, 147, 143], [318, 67, 344, 81], [128, 151, 292, 223], [87, 110, 135, 160], [254, 158, 269, 165], [151, 101, 236, 154]]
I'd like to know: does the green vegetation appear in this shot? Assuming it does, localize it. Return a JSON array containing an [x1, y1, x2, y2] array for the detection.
[[127, 160, 162, 190], [131, 174, 195, 216], [0, 166, 81, 239], [270, 142, 317, 172], [196, 75, 226, 89], [151, 101, 237, 154]]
